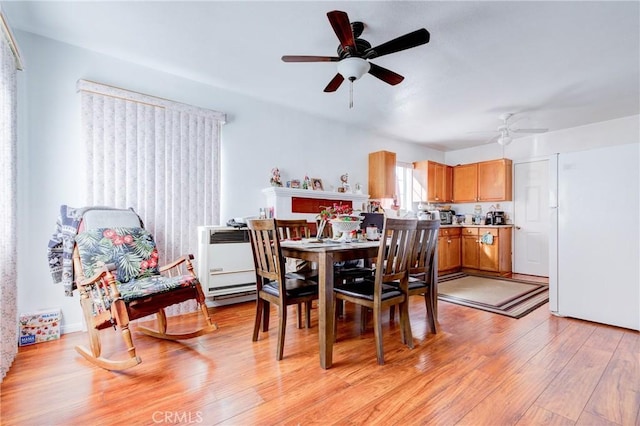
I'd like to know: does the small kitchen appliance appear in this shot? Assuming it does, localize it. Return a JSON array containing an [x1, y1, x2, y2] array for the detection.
[[492, 211, 505, 225], [485, 211, 494, 225], [439, 210, 454, 225]]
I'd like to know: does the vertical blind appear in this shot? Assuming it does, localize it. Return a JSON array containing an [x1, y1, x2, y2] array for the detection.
[[0, 10, 22, 382], [78, 80, 225, 315]]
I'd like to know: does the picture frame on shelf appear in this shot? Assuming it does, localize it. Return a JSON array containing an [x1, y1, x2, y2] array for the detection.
[[290, 179, 301, 189], [311, 178, 324, 191]]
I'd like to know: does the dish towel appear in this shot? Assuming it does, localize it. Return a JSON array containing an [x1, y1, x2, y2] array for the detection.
[[481, 232, 494, 245]]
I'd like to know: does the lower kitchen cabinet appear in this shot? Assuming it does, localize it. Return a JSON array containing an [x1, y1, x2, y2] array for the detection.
[[461, 227, 512, 276], [438, 227, 461, 274]]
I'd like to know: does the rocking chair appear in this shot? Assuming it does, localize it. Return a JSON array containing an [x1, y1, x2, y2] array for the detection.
[[71, 207, 217, 370]]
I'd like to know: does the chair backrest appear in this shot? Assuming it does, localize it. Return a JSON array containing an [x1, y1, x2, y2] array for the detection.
[[374, 218, 418, 286], [247, 218, 286, 289], [74, 208, 158, 284], [75, 227, 160, 284], [410, 220, 440, 277], [275, 219, 311, 240], [81, 208, 142, 230]]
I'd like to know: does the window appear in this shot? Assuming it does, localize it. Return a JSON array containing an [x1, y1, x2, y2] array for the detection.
[[78, 80, 226, 316], [396, 162, 414, 211]]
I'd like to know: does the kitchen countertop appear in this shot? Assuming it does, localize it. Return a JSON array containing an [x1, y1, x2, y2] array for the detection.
[[440, 224, 513, 228]]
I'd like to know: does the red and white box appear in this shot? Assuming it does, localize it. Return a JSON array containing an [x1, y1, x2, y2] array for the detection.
[[18, 308, 61, 346]]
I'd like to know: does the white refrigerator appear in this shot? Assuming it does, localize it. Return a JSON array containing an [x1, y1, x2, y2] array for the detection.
[[549, 143, 640, 331]]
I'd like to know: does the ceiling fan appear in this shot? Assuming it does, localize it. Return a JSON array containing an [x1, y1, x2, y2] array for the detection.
[[281, 10, 430, 107], [480, 113, 549, 145]]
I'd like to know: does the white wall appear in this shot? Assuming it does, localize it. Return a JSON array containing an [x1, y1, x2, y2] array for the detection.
[[15, 31, 441, 333]]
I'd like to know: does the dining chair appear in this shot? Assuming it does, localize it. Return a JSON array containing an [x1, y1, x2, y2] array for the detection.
[[275, 219, 318, 279], [333, 212, 382, 288], [333, 218, 418, 365], [388, 219, 440, 334], [247, 218, 319, 360]]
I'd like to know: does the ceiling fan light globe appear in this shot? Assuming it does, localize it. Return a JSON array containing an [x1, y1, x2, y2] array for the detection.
[[497, 135, 512, 146], [337, 57, 370, 81]]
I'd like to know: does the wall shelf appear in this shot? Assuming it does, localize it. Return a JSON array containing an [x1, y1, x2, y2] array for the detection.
[[262, 187, 370, 221]]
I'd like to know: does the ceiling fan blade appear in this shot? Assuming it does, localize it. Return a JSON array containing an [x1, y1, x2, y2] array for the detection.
[[327, 10, 356, 52], [282, 55, 340, 62], [484, 135, 500, 144], [324, 73, 345, 92], [364, 28, 430, 59], [368, 63, 404, 85], [511, 128, 549, 133]]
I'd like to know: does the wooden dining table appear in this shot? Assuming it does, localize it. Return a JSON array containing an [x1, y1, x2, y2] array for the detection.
[[280, 239, 380, 369]]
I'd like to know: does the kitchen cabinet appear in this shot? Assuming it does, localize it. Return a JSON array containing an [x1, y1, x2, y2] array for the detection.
[[452, 159, 513, 202], [438, 227, 461, 274], [452, 163, 477, 203], [368, 150, 396, 199], [461, 226, 512, 276], [413, 160, 453, 203]]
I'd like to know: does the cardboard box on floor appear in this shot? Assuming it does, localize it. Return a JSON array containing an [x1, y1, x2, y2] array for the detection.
[[18, 308, 61, 346]]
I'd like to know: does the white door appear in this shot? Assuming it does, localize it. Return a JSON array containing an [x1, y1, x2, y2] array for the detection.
[[514, 160, 549, 276]]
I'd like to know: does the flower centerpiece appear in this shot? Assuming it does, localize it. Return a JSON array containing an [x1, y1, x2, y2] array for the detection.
[[317, 203, 361, 242]]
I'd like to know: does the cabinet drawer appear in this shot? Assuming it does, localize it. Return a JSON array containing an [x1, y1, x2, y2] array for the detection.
[[462, 227, 479, 236], [479, 228, 499, 237], [439, 228, 461, 237]]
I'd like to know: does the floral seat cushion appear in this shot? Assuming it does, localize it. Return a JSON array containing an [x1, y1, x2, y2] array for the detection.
[[118, 274, 199, 303], [76, 227, 198, 302]]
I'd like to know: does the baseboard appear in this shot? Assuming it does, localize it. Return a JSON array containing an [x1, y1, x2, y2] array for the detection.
[[60, 322, 84, 335]]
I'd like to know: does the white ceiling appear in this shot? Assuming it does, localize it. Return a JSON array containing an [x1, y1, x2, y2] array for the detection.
[[3, 1, 639, 151]]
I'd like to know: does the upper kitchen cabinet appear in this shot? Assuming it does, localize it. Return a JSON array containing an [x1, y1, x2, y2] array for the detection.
[[413, 160, 453, 203], [452, 159, 513, 202], [368, 150, 396, 199]]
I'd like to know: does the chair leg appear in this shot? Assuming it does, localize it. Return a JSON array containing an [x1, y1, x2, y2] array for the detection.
[[336, 299, 344, 318], [389, 305, 396, 322], [425, 291, 437, 334], [399, 300, 414, 349], [305, 301, 312, 328], [80, 297, 101, 357], [360, 306, 368, 333], [333, 296, 338, 342], [253, 298, 264, 341], [262, 301, 270, 332], [277, 306, 287, 361], [373, 306, 384, 365], [296, 303, 303, 329], [156, 309, 168, 334], [75, 298, 142, 371]]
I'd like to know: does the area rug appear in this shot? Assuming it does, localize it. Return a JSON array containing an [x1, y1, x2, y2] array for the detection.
[[437, 273, 549, 319]]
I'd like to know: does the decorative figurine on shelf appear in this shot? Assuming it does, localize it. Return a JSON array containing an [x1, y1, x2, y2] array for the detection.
[[302, 175, 311, 190], [270, 167, 283, 187], [354, 182, 363, 194], [338, 173, 351, 193]]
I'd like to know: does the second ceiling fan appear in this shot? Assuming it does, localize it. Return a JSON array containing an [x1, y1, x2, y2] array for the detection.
[[282, 10, 430, 106]]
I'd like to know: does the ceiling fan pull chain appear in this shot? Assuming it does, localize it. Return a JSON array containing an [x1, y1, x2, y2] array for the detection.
[[349, 80, 354, 108]]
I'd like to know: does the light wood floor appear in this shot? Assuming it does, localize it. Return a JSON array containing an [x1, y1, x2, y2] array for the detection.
[[2, 292, 638, 425]]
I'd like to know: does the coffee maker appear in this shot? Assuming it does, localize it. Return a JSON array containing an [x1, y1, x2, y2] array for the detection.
[[488, 211, 506, 225]]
